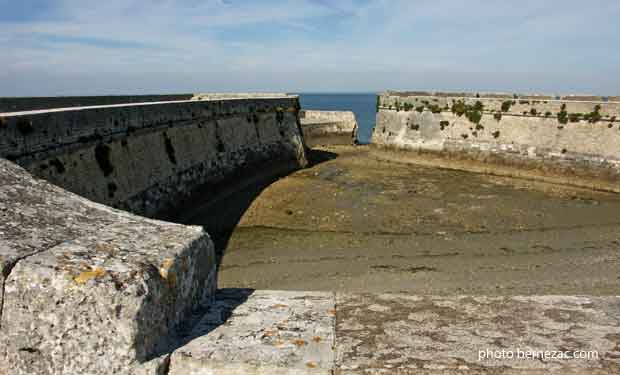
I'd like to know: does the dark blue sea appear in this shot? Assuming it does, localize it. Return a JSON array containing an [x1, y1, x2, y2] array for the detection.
[[298, 93, 377, 144]]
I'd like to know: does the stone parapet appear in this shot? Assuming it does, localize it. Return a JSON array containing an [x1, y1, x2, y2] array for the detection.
[[0, 95, 307, 217], [0, 159, 216, 375], [299, 110, 358, 147], [373, 91, 620, 190]]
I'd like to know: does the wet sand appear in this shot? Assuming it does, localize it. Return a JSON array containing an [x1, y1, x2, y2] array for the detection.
[[182, 145, 620, 295]]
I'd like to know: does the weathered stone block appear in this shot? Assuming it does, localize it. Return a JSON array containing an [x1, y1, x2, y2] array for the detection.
[[0, 161, 216, 374], [0, 158, 136, 327], [169, 290, 335, 374], [1, 219, 215, 375]]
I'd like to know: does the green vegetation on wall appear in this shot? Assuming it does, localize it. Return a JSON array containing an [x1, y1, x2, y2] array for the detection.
[[451, 100, 483, 124], [501, 100, 514, 112], [584, 105, 602, 123], [557, 104, 569, 125]]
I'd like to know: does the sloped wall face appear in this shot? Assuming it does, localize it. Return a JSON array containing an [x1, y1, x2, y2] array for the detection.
[[0, 96, 307, 217], [373, 92, 620, 189], [299, 110, 358, 147]]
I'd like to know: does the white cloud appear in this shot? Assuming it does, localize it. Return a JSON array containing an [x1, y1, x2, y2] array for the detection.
[[1, 0, 619, 95]]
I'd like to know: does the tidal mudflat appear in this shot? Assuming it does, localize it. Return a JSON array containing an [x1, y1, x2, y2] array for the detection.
[[184, 145, 620, 295]]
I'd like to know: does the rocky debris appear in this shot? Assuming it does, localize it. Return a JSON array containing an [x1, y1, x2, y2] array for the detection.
[[169, 290, 336, 374], [0, 159, 217, 375]]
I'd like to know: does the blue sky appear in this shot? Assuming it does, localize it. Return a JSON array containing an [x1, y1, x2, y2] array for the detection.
[[1, 0, 619, 96]]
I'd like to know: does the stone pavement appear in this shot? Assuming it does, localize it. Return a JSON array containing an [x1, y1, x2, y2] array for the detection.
[[170, 290, 620, 374]]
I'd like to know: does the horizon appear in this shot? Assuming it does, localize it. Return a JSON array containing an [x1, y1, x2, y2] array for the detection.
[[1, 0, 619, 96]]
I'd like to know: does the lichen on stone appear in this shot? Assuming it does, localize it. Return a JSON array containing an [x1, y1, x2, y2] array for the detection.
[[73, 266, 106, 284]]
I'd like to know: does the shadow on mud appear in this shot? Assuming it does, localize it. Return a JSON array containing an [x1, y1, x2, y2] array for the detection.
[[138, 149, 337, 361], [171, 148, 338, 270]]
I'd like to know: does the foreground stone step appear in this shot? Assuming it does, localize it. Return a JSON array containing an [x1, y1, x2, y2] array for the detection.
[[172, 291, 620, 374], [170, 290, 335, 374], [337, 294, 620, 374]]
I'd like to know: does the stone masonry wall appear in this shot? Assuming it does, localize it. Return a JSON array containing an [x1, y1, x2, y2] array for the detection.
[[299, 110, 358, 147], [0, 94, 194, 113], [372, 91, 620, 190], [0, 94, 308, 374], [0, 95, 307, 217]]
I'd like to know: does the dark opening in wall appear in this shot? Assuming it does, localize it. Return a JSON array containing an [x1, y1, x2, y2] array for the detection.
[[107, 182, 118, 198], [254, 122, 261, 141], [163, 133, 177, 165], [94, 143, 114, 177], [49, 158, 66, 174], [16, 119, 34, 135], [275, 108, 284, 124], [215, 122, 226, 153]]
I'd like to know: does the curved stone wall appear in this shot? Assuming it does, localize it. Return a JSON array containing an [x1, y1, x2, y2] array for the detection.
[[1, 95, 307, 217], [0, 94, 308, 374], [373, 91, 620, 191]]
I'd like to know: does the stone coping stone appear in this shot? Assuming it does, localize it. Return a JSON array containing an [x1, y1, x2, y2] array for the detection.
[[0, 158, 217, 375], [169, 290, 336, 374], [0, 93, 297, 116], [383, 90, 617, 102], [0, 158, 134, 279], [0, 94, 195, 113], [299, 110, 356, 121], [193, 93, 294, 100], [171, 291, 620, 374]]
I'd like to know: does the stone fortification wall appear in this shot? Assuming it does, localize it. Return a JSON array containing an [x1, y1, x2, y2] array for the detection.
[[299, 110, 358, 147], [0, 94, 195, 113], [373, 91, 620, 191], [0, 95, 307, 217], [0, 94, 308, 374], [0, 93, 292, 113]]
